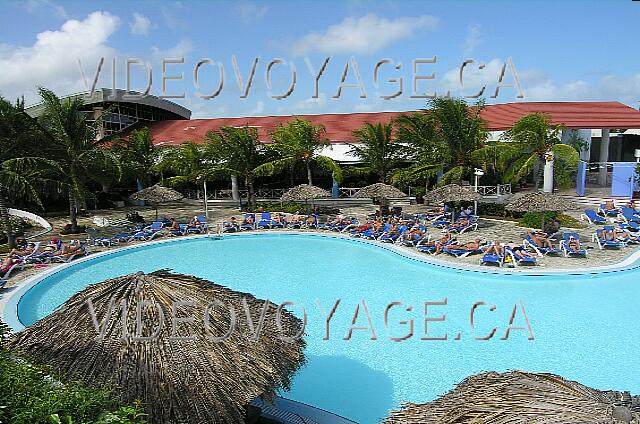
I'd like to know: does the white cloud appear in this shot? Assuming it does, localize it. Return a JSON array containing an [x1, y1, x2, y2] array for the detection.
[[26, 0, 68, 19], [463, 24, 482, 57], [0, 11, 120, 102], [151, 39, 193, 60], [290, 14, 439, 56], [130, 13, 151, 35], [238, 2, 268, 24]]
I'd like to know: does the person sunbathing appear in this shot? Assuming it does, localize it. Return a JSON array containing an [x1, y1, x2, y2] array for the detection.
[[604, 200, 616, 211], [273, 213, 285, 225], [505, 242, 535, 258], [385, 223, 400, 236], [291, 212, 302, 224], [567, 236, 582, 251], [243, 215, 254, 225], [60, 241, 83, 258], [448, 217, 471, 230], [445, 239, 483, 252], [10, 242, 35, 258], [189, 216, 201, 229], [528, 230, 556, 249], [403, 225, 424, 241], [169, 218, 180, 231], [484, 240, 503, 256], [0, 257, 20, 276], [353, 221, 373, 232], [223, 217, 239, 232], [420, 233, 452, 254], [306, 215, 317, 226], [43, 239, 62, 255]]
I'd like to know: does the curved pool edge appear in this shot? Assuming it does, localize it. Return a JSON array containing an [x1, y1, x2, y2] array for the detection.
[[3, 230, 640, 332]]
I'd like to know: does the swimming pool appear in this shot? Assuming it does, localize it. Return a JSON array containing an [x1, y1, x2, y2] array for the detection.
[[7, 233, 640, 423]]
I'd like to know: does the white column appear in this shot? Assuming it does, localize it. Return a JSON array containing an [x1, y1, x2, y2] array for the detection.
[[543, 151, 554, 193], [598, 129, 610, 186], [93, 106, 105, 140]]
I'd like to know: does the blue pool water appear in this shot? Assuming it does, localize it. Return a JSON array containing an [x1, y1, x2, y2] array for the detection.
[[15, 234, 640, 423]]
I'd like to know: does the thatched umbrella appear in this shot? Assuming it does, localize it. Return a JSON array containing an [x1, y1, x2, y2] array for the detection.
[[9, 270, 306, 424], [506, 191, 576, 230], [423, 184, 482, 220], [423, 184, 481, 204], [280, 184, 330, 210], [354, 183, 407, 217], [129, 184, 183, 221], [384, 371, 639, 424]]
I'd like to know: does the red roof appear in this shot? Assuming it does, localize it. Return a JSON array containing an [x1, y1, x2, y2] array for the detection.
[[148, 102, 640, 146]]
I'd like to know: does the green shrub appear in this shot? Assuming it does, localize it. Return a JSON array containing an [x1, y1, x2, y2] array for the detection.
[[477, 202, 507, 217], [518, 212, 583, 229], [0, 318, 146, 424]]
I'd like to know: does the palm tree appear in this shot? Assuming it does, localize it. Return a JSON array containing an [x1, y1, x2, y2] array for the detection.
[[111, 127, 158, 191], [391, 98, 487, 186], [154, 141, 206, 188], [257, 118, 342, 186], [473, 113, 579, 190], [349, 122, 400, 183], [0, 97, 53, 247], [37, 88, 120, 233], [204, 126, 270, 208]]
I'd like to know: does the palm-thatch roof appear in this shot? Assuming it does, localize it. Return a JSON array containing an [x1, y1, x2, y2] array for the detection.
[[423, 184, 481, 204], [129, 184, 183, 204], [354, 183, 407, 199], [280, 184, 331, 202], [506, 191, 576, 213], [384, 371, 639, 424], [9, 270, 306, 424]]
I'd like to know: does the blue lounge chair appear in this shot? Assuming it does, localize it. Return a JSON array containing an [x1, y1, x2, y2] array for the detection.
[[398, 227, 428, 246], [257, 212, 274, 229], [620, 207, 640, 224], [363, 223, 390, 239], [444, 220, 478, 234], [442, 242, 487, 258], [1, 259, 25, 282], [592, 226, 624, 250], [221, 220, 239, 232], [303, 215, 318, 229], [599, 203, 619, 217], [133, 221, 164, 241], [480, 252, 504, 267], [86, 228, 113, 246], [581, 209, 607, 225], [620, 221, 640, 232], [270, 213, 286, 228], [504, 246, 537, 266], [379, 225, 408, 243], [560, 232, 588, 257], [240, 214, 256, 230], [335, 218, 359, 232], [523, 235, 562, 257], [169, 223, 188, 236], [187, 215, 208, 234]]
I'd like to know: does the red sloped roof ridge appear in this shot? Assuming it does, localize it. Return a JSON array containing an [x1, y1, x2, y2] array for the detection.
[[148, 101, 640, 146]]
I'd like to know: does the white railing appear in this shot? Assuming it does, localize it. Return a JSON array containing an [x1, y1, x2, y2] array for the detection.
[[475, 184, 511, 197]]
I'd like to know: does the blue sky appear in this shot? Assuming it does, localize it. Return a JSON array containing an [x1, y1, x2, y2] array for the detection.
[[1, 0, 640, 118]]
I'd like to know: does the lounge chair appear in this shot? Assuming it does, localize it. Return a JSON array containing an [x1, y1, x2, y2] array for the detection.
[[240, 214, 256, 230], [302, 215, 318, 229], [257, 212, 274, 229], [480, 251, 504, 267], [335, 218, 359, 232], [599, 203, 619, 217], [442, 243, 487, 258], [132, 221, 164, 241], [363, 223, 390, 240], [86, 228, 113, 246], [504, 246, 537, 266], [398, 227, 429, 246], [592, 226, 624, 250], [620, 207, 640, 224], [581, 209, 607, 225], [416, 239, 452, 255], [379, 225, 408, 243], [523, 235, 562, 257], [187, 215, 209, 234], [560, 232, 588, 257], [1, 259, 24, 282], [49, 242, 90, 263], [443, 220, 478, 234], [221, 220, 239, 232]]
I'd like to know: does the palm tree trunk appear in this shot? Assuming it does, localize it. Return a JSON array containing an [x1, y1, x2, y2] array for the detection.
[[69, 194, 78, 233], [246, 175, 256, 208], [0, 191, 15, 248], [533, 158, 543, 189], [306, 162, 313, 186], [231, 174, 240, 201]]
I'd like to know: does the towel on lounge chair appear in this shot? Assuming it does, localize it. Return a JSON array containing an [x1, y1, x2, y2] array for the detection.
[[581, 209, 607, 225], [442, 243, 487, 258], [560, 232, 588, 257]]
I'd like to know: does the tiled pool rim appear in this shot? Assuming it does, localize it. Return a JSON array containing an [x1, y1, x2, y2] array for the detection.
[[3, 230, 640, 332]]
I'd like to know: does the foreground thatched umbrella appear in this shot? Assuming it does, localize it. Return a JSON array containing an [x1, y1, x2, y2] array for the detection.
[[384, 371, 639, 424], [280, 184, 330, 209], [506, 191, 577, 230], [354, 183, 407, 217], [129, 184, 183, 220], [9, 270, 306, 424], [423, 184, 481, 204]]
